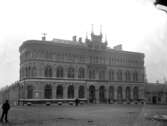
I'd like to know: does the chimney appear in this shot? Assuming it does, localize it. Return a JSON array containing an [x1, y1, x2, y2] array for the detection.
[[73, 36, 77, 41], [42, 36, 46, 41], [113, 44, 122, 51]]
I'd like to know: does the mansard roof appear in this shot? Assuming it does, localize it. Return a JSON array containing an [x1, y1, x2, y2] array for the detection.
[[19, 38, 144, 57]]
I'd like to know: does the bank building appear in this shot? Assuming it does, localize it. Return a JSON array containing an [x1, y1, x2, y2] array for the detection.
[[18, 30, 145, 105]]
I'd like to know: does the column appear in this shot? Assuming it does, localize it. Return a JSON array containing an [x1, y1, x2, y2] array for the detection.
[[96, 86, 99, 104], [86, 68, 89, 80], [139, 87, 145, 100], [64, 66, 68, 79], [40, 84, 44, 99], [84, 85, 88, 100], [131, 87, 134, 102], [105, 86, 109, 103], [95, 70, 98, 80], [39, 64, 44, 77], [63, 85, 67, 99], [114, 86, 117, 102], [22, 83, 26, 99], [52, 84, 56, 99], [75, 67, 78, 80], [75, 84, 78, 98], [122, 87, 126, 101]]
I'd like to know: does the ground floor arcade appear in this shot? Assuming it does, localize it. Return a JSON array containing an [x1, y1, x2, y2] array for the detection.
[[19, 79, 145, 105]]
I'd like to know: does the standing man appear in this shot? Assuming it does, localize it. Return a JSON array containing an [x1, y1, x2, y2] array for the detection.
[[0, 100, 10, 123]]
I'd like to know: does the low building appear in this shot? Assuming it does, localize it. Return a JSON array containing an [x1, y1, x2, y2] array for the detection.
[[145, 83, 167, 104]]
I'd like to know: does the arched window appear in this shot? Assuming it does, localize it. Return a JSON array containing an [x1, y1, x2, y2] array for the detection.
[[26, 66, 31, 78], [27, 85, 33, 99], [32, 66, 37, 77], [56, 85, 63, 99], [68, 67, 75, 78], [109, 86, 114, 100], [89, 69, 95, 80], [125, 71, 131, 81], [133, 71, 138, 82], [78, 67, 85, 79], [109, 70, 114, 81], [56, 66, 64, 78], [22, 67, 26, 78], [25, 51, 31, 58], [117, 86, 123, 102], [44, 84, 52, 99], [78, 86, 85, 98], [126, 87, 131, 100], [89, 85, 96, 103], [133, 86, 139, 100], [99, 70, 105, 80], [117, 70, 122, 81], [45, 65, 52, 77], [99, 86, 106, 103], [68, 85, 74, 98]]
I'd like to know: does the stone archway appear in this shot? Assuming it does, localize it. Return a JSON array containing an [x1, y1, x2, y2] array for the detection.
[[89, 85, 96, 103], [68, 85, 74, 99], [99, 86, 106, 103], [27, 85, 33, 99], [78, 86, 85, 98], [133, 87, 139, 101], [44, 84, 52, 99], [152, 96, 157, 104], [56, 85, 63, 99]]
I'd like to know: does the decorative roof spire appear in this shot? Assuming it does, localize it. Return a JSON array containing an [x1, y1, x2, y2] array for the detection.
[[105, 34, 107, 42], [100, 24, 102, 35], [86, 32, 88, 39], [104, 34, 108, 46], [91, 24, 94, 35], [42, 33, 47, 41]]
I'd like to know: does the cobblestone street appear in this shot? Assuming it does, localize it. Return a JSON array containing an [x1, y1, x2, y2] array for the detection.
[[0, 104, 167, 126]]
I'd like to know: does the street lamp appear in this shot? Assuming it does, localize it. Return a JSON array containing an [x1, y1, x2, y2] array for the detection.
[[154, 0, 167, 12]]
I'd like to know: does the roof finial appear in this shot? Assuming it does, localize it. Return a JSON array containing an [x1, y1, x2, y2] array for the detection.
[[100, 24, 102, 35], [105, 34, 107, 41], [91, 24, 94, 34], [42, 33, 47, 41], [105, 33, 108, 46], [86, 32, 88, 39]]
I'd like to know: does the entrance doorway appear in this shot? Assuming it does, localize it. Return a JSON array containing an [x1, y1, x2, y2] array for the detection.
[[152, 96, 157, 104], [99, 86, 106, 103], [89, 85, 96, 103]]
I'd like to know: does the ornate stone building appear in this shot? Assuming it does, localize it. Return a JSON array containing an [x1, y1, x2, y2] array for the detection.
[[19, 32, 145, 105]]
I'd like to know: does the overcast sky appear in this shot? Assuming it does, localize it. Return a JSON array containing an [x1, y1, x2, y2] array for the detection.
[[0, 0, 167, 88]]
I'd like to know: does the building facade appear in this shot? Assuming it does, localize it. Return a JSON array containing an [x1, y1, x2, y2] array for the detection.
[[145, 83, 167, 104], [19, 32, 145, 105]]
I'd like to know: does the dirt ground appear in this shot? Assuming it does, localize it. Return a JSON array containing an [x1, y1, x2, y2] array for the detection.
[[0, 104, 167, 126]]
